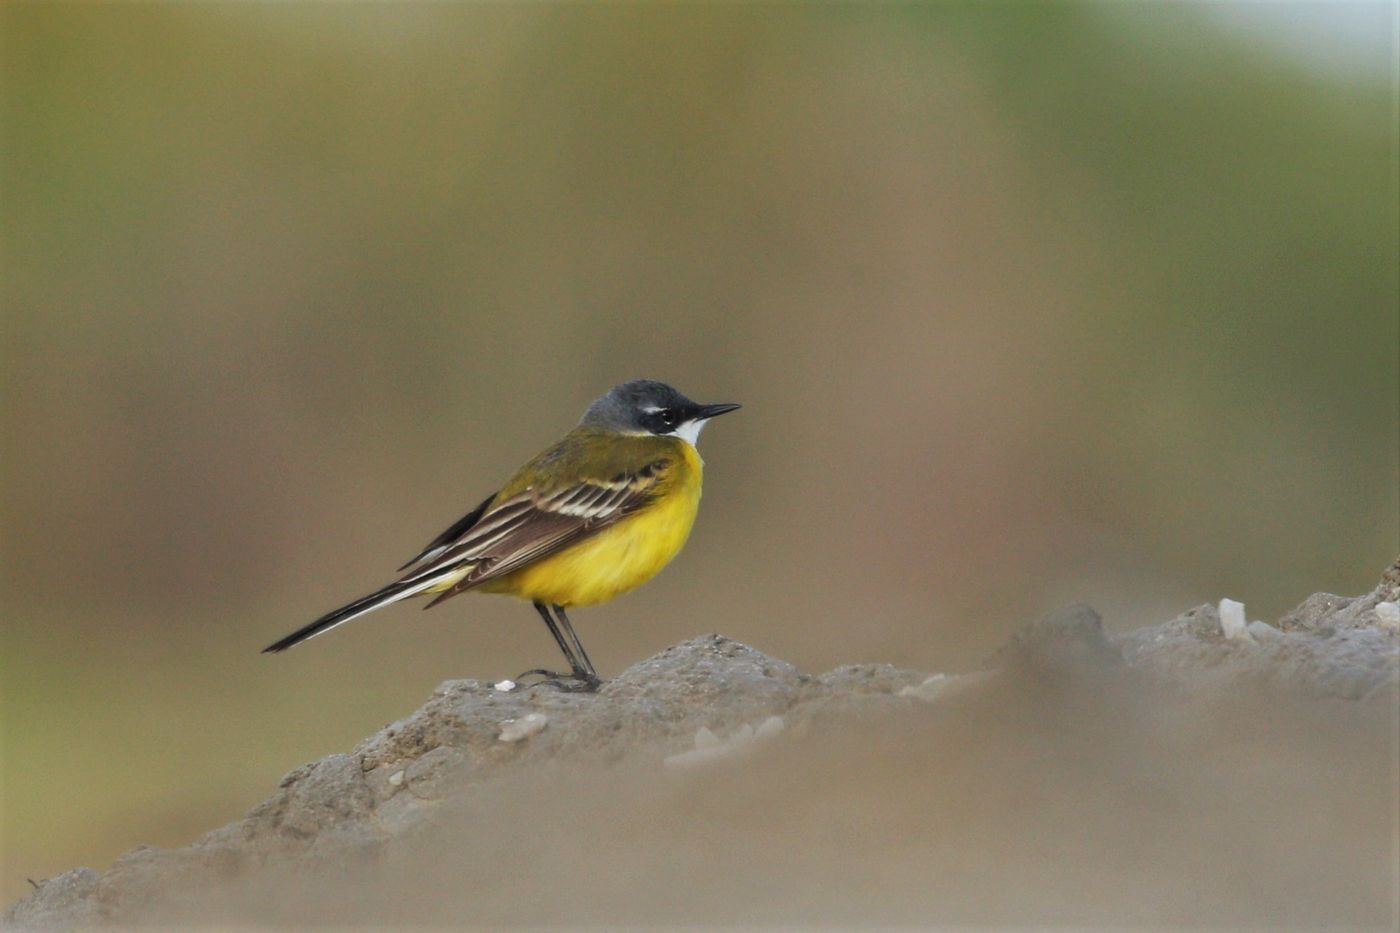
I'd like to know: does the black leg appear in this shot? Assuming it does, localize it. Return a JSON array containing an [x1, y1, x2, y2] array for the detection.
[[533, 600, 581, 673], [551, 604, 598, 683], [520, 601, 599, 692], [518, 599, 599, 686]]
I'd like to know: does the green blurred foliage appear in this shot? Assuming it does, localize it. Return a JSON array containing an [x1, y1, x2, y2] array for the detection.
[[2, 1, 1395, 908]]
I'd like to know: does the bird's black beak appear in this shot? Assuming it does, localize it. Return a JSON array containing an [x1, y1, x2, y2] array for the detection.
[[697, 402, 741, 420]]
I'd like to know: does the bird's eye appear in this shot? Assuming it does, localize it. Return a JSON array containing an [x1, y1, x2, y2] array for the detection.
[[658, 409, 680, 428]]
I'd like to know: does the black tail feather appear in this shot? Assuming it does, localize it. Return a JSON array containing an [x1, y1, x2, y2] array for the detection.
[[262, 578, 423, 654]]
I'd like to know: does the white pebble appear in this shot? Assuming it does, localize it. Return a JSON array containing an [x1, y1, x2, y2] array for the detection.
[[1375, 601, 1400, 631], [498, 712, 548, 743], [493, 680, 516, 692], [899, 673, 949, 700], [664, 744, 741, 771], [388, 770, 405, 787], [1246, 620, 1281, 641], [754, 715, 785, 740], [664, 715, 787, 773], [1219, 598, 1254, 643], [898, 671, 991, 702]]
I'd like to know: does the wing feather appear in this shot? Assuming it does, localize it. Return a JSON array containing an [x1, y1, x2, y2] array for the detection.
[[396, 492, 496, 571], [406, 455, 671, 606]]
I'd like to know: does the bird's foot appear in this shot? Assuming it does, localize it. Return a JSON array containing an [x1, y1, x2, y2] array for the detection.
[[515, 668, 602, 693]]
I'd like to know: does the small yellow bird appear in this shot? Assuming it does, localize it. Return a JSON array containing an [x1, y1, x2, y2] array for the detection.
[[263, 380, 740, 690]]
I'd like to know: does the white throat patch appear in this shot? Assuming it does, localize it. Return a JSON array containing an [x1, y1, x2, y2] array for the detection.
[[667, 419, 706, 446]]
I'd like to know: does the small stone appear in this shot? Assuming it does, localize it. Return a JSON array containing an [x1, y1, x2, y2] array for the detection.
[[754, 715, 785, 740], [493, 680, 516, 692], [1374, 601, 1400, 631], [1219, 599, 1254, 643], [898, 671, 992, 702], [900, 673, 950, 700], [664, 743, 740, 771], [664, 716, 786, 773], [990, 603, 1123, 674], [1246, 620, 1281, 641], [387, 770, 405, 787], [498, 712, 548, 743]]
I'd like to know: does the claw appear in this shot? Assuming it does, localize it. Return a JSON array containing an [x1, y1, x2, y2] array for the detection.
[[515, 669, 602, 693], [516, 668, 563, 681]]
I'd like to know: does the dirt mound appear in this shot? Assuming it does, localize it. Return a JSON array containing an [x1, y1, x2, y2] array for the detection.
[[10, 562, 1397, 928]]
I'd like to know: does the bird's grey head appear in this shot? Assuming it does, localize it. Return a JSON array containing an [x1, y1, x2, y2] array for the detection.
[[580, 379, 741, 444]]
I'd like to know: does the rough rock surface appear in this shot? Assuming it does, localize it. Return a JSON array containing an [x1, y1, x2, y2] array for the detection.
[[9, 563, 1398, 928], [1118, 563, 1400, 703]]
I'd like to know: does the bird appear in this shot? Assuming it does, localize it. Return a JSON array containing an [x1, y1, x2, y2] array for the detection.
[[262, 379, 740, 691]]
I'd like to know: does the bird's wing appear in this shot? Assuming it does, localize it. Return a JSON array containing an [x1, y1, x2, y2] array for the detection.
[[396, 492, 496, 572], [399, 451, 674, 604]]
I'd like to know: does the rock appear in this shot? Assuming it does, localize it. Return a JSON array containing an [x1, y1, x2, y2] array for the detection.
[[1119, 569, 1399, 704], [404, 746, 470, 800], [8, 563, 1397, 928], [5, 869, 101, 930], [815, 662, 928, 695], [1276, 592, 1355, 631], [276, 754, 377, 838], [988, 602, 1124, 679]]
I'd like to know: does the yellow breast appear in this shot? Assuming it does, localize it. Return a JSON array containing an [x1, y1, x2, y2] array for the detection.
[[481, 441, 704, 607]]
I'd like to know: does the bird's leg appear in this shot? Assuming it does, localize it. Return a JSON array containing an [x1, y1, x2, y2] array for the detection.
[[533, 600, 581, 671], [517, 602, 598, 692], [551, 604, 600, 689], [525, 600, 580, 683]]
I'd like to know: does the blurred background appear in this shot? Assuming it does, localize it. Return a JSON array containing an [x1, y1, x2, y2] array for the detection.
[[3, 1, 1396, 910]]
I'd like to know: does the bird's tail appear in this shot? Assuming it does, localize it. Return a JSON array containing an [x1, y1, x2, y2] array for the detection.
[[262, 571, 451, 654]]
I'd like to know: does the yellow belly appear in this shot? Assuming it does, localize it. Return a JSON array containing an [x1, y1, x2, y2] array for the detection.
[[479, 444, 703, 607]]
